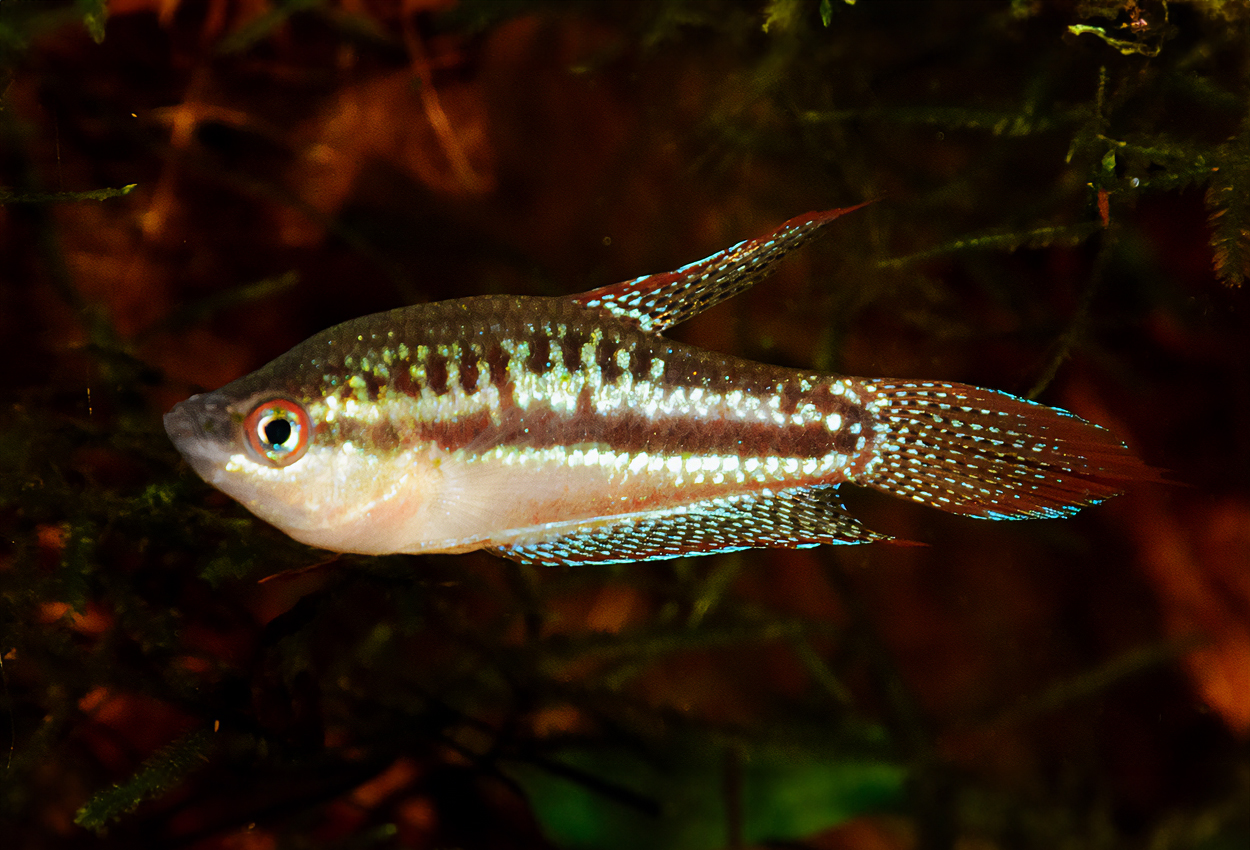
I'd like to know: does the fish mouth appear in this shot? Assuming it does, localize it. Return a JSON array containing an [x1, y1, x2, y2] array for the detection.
[[164, 393, 238, 467]]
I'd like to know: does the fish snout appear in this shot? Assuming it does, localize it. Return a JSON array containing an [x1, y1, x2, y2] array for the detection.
[[164, 394, 237, 460]]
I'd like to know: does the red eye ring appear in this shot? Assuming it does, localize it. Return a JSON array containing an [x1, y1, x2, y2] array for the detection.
[[243, 398, 311, 467]]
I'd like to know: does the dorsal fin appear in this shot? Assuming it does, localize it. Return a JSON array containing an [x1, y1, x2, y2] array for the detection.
[[570, 203, 872, 334]]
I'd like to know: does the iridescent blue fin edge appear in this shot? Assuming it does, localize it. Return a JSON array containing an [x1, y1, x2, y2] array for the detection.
[[488, 486, 888, 567], [570, 203, 873, 334]]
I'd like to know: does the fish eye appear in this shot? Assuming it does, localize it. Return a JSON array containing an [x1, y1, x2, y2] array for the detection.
[[243, 398, 310, 467]]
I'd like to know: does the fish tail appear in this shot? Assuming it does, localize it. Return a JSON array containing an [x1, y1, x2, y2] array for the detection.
[[852, 380, 1154, 520]]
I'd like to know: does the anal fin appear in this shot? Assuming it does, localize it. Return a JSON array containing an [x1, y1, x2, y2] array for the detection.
[[488, 486, 888, 567]]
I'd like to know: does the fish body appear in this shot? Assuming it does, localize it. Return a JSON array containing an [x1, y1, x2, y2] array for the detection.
[[165, 207, 1148, 565]]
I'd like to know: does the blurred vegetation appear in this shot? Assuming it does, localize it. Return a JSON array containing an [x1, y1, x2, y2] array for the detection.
[[1, 1, 1249, 849]]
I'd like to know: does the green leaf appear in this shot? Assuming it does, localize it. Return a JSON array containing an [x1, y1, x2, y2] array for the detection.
[[75, 729, 218, 831], [218, 0, 324, 54], [1205, 134, 1250, 288], [1067, 23, 1164, 57], [508, 739, 904, 850], [801, 103, 1080, 137], [762, 0, 803, 33], [880, 221, 1103, 268], [0, 184, 136, 204], [77, 0, 107, 44], [141, 270, 300, 339]]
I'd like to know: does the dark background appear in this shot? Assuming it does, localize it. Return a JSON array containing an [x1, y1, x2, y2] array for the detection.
[[1, 1, 1247, 848]]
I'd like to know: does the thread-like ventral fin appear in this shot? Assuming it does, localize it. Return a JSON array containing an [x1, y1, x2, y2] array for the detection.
[[570, 204, 872, 334], [855, 381, 1155, 520], [489, 485, 888, 567]]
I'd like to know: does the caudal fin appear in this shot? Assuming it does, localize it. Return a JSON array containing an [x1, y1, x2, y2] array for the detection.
[[854, 381, 1155, 520]]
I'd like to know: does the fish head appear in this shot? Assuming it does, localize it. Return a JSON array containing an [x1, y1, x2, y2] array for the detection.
[[164, 384, 326, 529], [164, 374, 440, 554]]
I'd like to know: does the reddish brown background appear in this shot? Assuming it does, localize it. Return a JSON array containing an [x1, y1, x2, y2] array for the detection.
[[1, 1, 1247, 849]]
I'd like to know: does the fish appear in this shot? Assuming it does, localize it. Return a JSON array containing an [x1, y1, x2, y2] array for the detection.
[[164, 205, 1151, 566]]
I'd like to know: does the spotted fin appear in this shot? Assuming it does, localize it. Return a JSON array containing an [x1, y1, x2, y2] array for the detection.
[[856, 381, 1156, 520], [488, 486, 888, 567], [570, 204, 872, 335]]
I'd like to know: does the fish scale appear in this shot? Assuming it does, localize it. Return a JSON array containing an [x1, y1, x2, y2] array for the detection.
[[165, 206, 1154, 564], [299, 298, 869, 467]]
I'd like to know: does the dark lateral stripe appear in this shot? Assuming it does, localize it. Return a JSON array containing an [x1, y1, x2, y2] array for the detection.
[[390, 361, 422, 397], [527, 336, 552, 375], [401, 405, 848, 459], [560, 329, 587, 373], [330, 405, 849, 460], [597, 337, 625, 384], [426, 355, 449, 395], [459, 347, 480, 394], [485, 343, 516, 410], [629, 349, 654, 384], [329, 375, 872, 460], [778, 381, 804, 416]]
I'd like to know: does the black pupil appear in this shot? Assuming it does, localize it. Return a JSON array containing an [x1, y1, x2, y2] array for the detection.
[[263, 416, 293, 448]]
